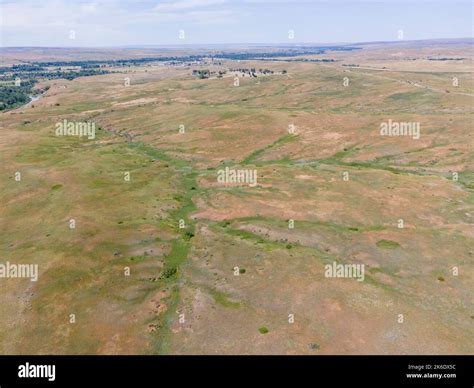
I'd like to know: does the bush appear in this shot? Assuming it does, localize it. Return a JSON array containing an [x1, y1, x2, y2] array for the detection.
[[184, 231, 194, 240], [161, 267, 177, 279], [376, 239, 400, 249]]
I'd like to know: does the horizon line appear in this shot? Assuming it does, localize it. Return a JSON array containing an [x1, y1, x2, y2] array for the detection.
[[1, 37, 473, 50]]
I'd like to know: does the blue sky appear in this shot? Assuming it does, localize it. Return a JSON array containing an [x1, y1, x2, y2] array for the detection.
[[1, 0, 472, 47]]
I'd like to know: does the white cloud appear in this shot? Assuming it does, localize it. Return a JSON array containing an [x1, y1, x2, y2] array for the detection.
[[81, 3, 98, 14], [1, 0, 235, 30], [154, 0, 227, 13], [0, 0, 241, 45]]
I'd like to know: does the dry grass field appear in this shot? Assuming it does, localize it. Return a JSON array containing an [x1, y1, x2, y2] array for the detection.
[[1, 40, 473, 354]]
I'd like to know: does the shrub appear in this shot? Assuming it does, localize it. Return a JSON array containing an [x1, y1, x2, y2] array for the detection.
[[161, 267, 177, 279], [376, 239, 400, 249]]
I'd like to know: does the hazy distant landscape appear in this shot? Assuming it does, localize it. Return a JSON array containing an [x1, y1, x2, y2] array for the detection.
[[1, 0, 473, 356]]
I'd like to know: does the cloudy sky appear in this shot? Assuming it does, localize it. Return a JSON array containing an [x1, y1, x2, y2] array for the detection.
[[1, 0, 472, 47]]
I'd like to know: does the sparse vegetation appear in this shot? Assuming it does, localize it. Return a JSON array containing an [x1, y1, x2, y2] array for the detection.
[[161, 267, 177, 279], [1, 40, 472, 356], [376, 240, 401, 249]]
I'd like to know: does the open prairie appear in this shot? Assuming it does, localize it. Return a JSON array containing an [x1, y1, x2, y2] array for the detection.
[[1, 40, 473, 354]]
